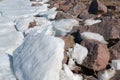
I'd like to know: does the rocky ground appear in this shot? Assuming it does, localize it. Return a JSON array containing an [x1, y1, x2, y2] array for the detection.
[[0, 0, 120, 80]]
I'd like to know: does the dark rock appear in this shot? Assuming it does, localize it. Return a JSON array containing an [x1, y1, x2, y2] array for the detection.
[[71, 29, 82, 44], [88, 0, 98, 14], [81, 39, 110, 71], [80, 66, 97, 77], [88, 0, 107, 14], [107, 6, 116, 10], [109, 40, 120, 60]]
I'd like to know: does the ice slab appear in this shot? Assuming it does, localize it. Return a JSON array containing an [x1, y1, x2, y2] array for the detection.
[[13, 32, 64, 80]]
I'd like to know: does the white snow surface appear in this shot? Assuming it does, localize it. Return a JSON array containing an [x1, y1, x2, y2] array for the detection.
[[0, 53, 16, 80], [0, 18, 24, 55], [15, 17, 35, 32], [0, 0, 48, 19], [52, 19, 79, 36], [81, 32, 108, 44], [98, 69, 116, 80], [38, 7, 57, 19], [24, 17, 55, 36], [13, 32, 65, 80], [84, 18, 101, 26], [67, 43, 88, 64], [61, 64, 83, 80], [112, 60, 120, 70], [68, 58, 76, 70]]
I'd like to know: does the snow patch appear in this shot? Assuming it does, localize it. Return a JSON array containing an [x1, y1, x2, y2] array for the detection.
[[112, 60, 120, 70], [98, 69, 116, 80], [81, 32, 108, 44], [0, 53, 16, 80], [84, 18, 101, 26], [13, 32, 64, 80], [52, 19, 79, 36], [67, 43, 88, 64]]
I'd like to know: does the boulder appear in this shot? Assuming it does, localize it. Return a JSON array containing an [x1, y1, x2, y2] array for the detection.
[[55, 11, 73, 20], [88, 0, 107, 14], [81, 39, 110, 71], [85, 19, 120, 41], [71, 29, 82, 44], [109, 40, 120, 60], [72, 3, 86, 16], [61, 35, 75, 49]]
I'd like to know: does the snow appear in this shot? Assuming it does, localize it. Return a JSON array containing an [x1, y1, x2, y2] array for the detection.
[[81, 32, 108, 44], [84, 18, 101, 26], [112, 60, 120, 70], [13, 32, 64, 80], [38, 7, 57, 19], [52, 19, 79, 36], [98, 69, 116, 80], [0, 0, 48, 19], [35, 17, 51, 27], [24, 17, 55, 36], [0, 18, 24, 55], [34, 0, 49, 3], [67, 43, 88, 64], [0, 53, 16, 80], [62, 64, 83, 80], [15, 17, 35, 32], [68, 58, 76, 70], [0, 0, 86, 80]]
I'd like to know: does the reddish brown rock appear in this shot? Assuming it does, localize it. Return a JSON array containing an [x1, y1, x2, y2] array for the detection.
[[80, 19, 120, 40], [72, 66, 81, 74], [81, 39, 110, 71], [59, 2, 73, 12], [61, 35, 75, 50], [62, 51, 68, 64], [55, 11, 73, 20], [72, 3, 87, 16], [61, 35, 75, 64], [28, 21, 36, 28], [109, 40, 120, 60]]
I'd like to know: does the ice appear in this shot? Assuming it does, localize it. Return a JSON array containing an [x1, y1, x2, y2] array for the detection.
[[13, 32, 64, 80], [0, 53, 16, 80]]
